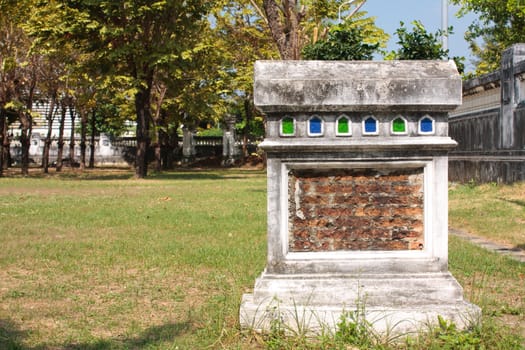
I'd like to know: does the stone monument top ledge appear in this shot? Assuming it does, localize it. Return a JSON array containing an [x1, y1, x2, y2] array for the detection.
[[254, 60, 462, 113]]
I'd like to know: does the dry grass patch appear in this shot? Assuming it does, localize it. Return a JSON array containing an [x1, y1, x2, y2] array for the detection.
[[449, 181, 525, 248], [0, 169, 267, 348], [1, 170, 523, 348]]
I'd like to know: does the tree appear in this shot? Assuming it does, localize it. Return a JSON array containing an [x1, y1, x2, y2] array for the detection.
[[391, 21, 449, 60], [388, 21, 465, 74], [38, 55, 64, 173], [211, 0, 278, 160], [28, 0, 211, 178], [260, 0, 368, 59], [451, 0, 525, 74], [302, 12, 387, 60], [0, 0, 39, 176]]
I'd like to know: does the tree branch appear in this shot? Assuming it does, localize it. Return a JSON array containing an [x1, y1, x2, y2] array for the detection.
[[345, 0, 367, 21], [249, 0, 269, 25]]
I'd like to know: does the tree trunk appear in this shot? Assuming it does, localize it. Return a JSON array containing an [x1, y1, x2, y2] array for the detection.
[[262, 0, 303, 60], [69, 105, 76, 168], [154, 136, 161, 172], [0, 111, 4, 176], [89, 109, 96, 168], [1, 113, 8, 171], [42, 97, 57, 173], [134, 80, 153, 178], [160, 128, 169, 170], [166, 123, 179, 170], [153, 113, 168, 172], [79, 110, 87, 171], [56, 100, 67, 172], [19, 112, 32, 176], [20, 68, 37, 176], [242, 96, 253, 160], [150, 77, 166, 174]]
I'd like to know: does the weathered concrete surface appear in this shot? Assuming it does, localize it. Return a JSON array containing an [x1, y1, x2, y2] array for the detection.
[[242, 60, 480, 336], [240, 272, 480, 334], [254, 60, 462, 113]]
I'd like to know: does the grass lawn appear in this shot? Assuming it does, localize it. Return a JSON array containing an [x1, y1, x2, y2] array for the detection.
[[449, 181, 525, 249], [0, 168, 523, 349]]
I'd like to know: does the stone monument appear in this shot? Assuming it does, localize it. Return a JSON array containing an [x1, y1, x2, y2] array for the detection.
[[182, 125, 196, 163], [240, 60, 480, 334], [222, 114, 241, 166]]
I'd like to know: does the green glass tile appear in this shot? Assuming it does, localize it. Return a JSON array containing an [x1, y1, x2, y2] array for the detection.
[[281, 117, 294, 135], [338, 118, 349, 134], [393, 118, 406, 133]]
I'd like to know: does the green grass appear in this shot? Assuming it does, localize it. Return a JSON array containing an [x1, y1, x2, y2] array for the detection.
[[0, 169, 523, 349], [449, 181, 525, 248], [0, 169, 267, 349]]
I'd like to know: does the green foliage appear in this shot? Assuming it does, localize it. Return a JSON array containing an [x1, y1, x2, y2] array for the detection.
[[266, 315, 288, 350], [302, 24, 378, 60], [335, 310, 374, 348], [197, 128, 223, 137], [387, 21, 465, 74], [25, 0, 215, 176], [391, 20, 449, 60], [302, 11, 387, 60], [235, 115, 265, 138], [433, 316, 481, 349], [404, 317, 481, 349], [451, 0, 525, 75], [0, 0, 32, 107]]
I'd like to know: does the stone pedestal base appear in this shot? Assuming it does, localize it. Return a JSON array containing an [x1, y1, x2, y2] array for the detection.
[[240, 271, 481, 335]]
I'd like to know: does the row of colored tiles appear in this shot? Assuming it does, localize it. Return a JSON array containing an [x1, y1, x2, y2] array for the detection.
[[280, 116, 435, 137]]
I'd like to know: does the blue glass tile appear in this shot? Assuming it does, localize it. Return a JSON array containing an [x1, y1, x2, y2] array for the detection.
[[420, 117, 434, 133], [309, 118, 322, 134], [364, 117, 377, 133]]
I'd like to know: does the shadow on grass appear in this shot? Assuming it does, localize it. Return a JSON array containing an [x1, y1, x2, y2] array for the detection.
[[498, 197, 525, 208], [150, 169, 265, 181], [0, 318, 191, 350], [3, 167, 265, 181], [62, 322, 192, 350], [0, 318, 27, 350]]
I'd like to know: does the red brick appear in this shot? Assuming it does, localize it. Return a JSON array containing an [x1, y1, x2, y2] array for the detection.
[[373, 240, 409, 250], [334, 216, 371, 228], [333, 194, 357, 205], [392, 185, 414, 195], [316, 229, 336, 239], [409, 241, 425, 250], [393, 206, 423, 217], [364, 227, 391, 239], [310, 218, 332, 227], [320, 241, 331, 250], [288, 168, 426, 252], [292, 229, 311, 239], [388, 174, 410, 182], [317, 207, 354, 217], [301, 194, 331, 205], [331, 184, 354, 194]]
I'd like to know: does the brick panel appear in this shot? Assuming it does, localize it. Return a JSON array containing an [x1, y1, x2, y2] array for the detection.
[[288, 168, 424, 252]]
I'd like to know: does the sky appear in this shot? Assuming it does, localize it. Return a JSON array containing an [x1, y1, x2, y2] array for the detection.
[[360, 0, 479, 72]]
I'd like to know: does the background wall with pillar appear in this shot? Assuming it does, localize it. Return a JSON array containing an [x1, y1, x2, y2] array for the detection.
[[449, 44, 525, 183]]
